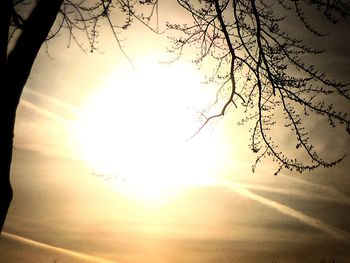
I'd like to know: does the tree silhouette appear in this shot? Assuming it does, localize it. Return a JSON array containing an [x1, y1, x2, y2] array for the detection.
[[0, 0, 158, 233], [167, 0, 350, 174], [0, 0, 349, 233]]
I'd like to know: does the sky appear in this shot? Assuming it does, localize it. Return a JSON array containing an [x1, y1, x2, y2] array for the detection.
[[1, 1, 350, 263]]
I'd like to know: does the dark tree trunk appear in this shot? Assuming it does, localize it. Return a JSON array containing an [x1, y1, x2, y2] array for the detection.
[[0, 94, 16, 233], [0, 0, 63, 233], [0, 0, 14, 234]]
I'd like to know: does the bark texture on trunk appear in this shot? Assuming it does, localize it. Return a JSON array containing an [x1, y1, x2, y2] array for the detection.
[[0, 0, 63, 233]]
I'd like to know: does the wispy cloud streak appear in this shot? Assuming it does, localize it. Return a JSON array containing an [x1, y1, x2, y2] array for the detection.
[[23, 88, 81, 116], [20, 99, 69, 124], [218, 180, 350, 241], [19, 88, 82, 125], [2, 232, 117, 263], [285, 175, 350, 205], [237, 181, 350, 205]]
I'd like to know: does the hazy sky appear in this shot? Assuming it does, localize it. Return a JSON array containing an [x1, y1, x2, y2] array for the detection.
[[1, 1, 350, 263]]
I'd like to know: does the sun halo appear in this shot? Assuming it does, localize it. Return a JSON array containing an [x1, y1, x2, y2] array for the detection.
[[73, 57, 225, 203]]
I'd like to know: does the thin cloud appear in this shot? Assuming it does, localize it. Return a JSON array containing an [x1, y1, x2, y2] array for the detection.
[[23, 88, 81, 117], [285, 175, 350, 205], [238, 180, 350, 206], [17, 98, 77, 158], [20, 98, 70, 124], [2, 232, 117, 263], [218, 180, 350, 242]]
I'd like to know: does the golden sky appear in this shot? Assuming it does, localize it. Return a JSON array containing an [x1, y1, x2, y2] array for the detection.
[[1, 1, 350, 262]]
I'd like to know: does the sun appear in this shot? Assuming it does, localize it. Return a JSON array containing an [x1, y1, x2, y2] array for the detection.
[[72, 55, 226, 203]]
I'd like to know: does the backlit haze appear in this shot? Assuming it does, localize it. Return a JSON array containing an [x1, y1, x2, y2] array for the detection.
[[1, 2, 350, 263], [71, 57, 226, 202]]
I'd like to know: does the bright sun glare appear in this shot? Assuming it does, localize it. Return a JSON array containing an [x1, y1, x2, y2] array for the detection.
[[73, 56, 226, 203]]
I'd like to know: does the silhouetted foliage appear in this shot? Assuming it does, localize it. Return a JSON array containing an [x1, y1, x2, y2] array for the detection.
[[167, 0, 350, 175]]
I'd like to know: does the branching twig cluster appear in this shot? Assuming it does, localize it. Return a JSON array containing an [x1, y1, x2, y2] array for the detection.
[[10, 0, 160, 56], [8, 0, 350, 175], [168, 0, 350, 174]]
